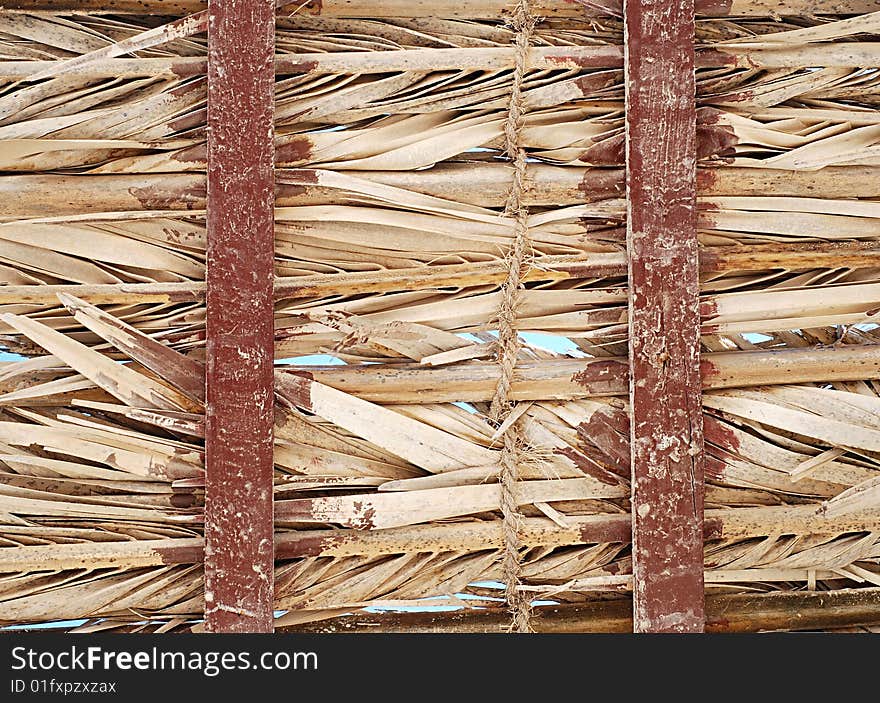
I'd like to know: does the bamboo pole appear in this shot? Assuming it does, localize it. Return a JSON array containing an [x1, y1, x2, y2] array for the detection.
[[315, 164, 620, 208], [3, 0, 876, 17], [290, 345, 880, 403], [0, 538, 204, 573], [5, 339, 870, 393], [273, 504, 880, 559], [0, 255, 623, 306], [1, 503, 874, 572], [278, 588, 880, 633], [2, 167, 878, 217]]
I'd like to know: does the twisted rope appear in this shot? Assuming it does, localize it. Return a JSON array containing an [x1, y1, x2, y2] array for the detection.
[[490, 0, 536, 634]]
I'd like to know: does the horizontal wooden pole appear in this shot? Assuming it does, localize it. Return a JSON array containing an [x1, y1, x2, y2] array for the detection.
[[700, 44, 880, 69], [703, 44, 880, 69], [0, 256, 615, 306], [0, 47, 623, 81], [0, 343, 873, 400], [293, 345, 880, 403], [279, 588, 880, 633], [4, 241, 877, 306], [3, 0, 875, 17], [9, 587, 880, 633], [279, 503, 880, 559], [0, 166, 612, 215], [1, 503, 874, 572], [0, 538, 204, 573], [699, 241, 880, 274], [3, 42, 878, 81], [297, 164, 624, 208], [697, 166, 880, 199], [3, 166, 879, 217], [0, 283, 206, 306]]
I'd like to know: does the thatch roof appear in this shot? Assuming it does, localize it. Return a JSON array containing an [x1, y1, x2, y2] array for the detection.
[[0, 5, 879, 632]]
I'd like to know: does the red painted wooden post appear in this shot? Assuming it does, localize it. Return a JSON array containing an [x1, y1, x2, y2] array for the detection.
[[624, 0, 705, 632], [204, 0, 276, 633]]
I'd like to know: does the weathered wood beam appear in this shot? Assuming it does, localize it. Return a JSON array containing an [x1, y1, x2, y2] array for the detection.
[[203, 0, 275, 633], [0, 344, 873, 401], [0, 47, 622, 81], [3, 166, 879, 218], [279, 344, 880, 403], [278, 588, 880, 633], [624, 0, 703, 632], [8, 587, 880, 633], [5, 43, 879, 81]]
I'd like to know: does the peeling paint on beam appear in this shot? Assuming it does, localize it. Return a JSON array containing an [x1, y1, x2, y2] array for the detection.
[[625, 0, 705, 633], [204, 0, 275, 634]]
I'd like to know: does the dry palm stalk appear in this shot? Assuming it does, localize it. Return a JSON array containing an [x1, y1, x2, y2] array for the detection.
[[5, 166, 880, 216], [0, 8, 879, 630], [12, 42, 880, 81], [3, 502, 878, 573]]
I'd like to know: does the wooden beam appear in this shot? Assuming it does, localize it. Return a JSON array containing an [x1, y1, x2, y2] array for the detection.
[[3, 166, 880, 217], [5, 43, 879, 81], [203, 0, 275, 633], [0, 46, 624, 81], [0, 344, 877, 403], [9, 586, 880, 633], [284, 344, 880, 404], [625, 0, 704, 632], [278, 588, 880, 634]]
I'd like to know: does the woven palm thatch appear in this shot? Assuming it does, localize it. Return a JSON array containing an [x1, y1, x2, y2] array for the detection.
[[0, 4, 879, 632]]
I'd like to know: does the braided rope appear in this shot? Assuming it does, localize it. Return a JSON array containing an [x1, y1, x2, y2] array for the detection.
[[490, 0, 536, 634]]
